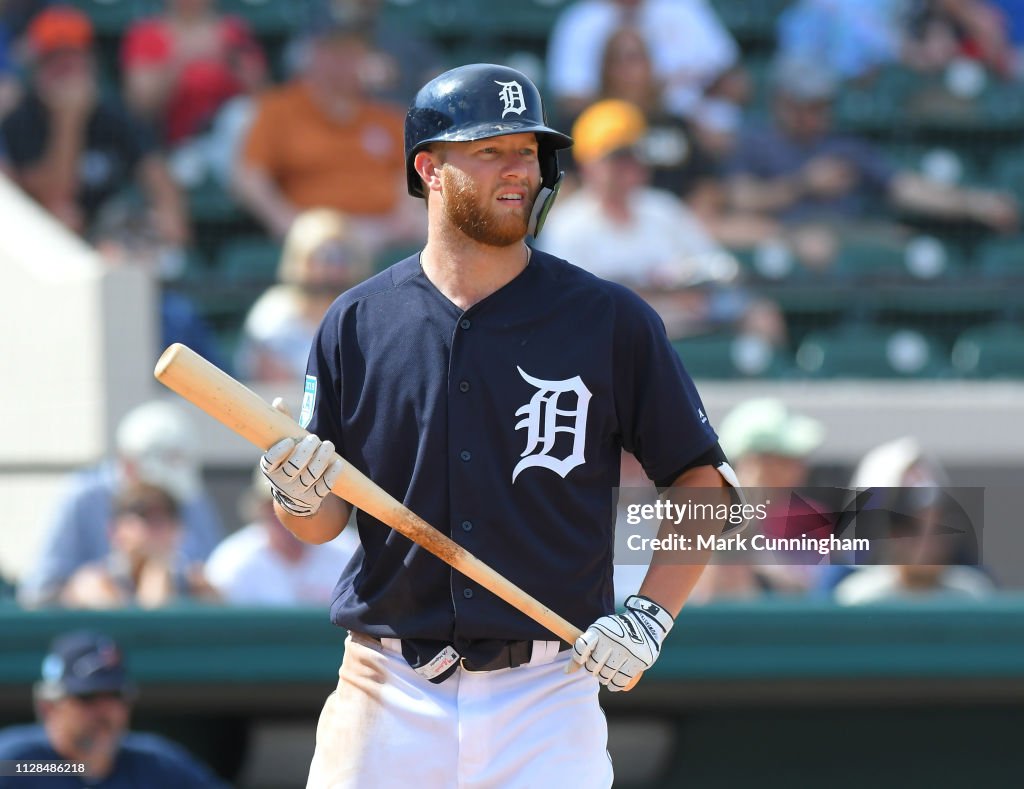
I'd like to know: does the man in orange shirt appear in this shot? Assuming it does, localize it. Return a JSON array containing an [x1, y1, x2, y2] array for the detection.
[[232, 12, 424, 253]]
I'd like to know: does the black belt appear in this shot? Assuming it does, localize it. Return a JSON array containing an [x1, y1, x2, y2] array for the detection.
[[360, 634, 570, 672]]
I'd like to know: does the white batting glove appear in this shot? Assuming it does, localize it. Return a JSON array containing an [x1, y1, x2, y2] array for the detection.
[[568, 595, 674, 691], [260, 435, 343, 517]]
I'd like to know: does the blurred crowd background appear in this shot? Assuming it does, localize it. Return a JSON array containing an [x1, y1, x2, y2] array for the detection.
[[1, 0, 1023, 385]]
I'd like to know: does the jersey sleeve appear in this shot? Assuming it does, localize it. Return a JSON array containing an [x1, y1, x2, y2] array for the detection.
[[302, 305, 346, 457], [613, 291, 718, 484]]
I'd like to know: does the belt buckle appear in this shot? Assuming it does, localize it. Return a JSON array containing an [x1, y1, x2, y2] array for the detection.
[[459, 655, 489, 674]]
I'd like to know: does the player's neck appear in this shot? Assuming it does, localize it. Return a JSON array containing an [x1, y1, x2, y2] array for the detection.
[[420, 231, 531, 312]]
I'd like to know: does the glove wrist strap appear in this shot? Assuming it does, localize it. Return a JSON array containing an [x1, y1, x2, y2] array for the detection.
[[624, 595, 674, 636]]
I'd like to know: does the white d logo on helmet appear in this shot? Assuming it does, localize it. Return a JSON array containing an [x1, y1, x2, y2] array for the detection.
[[495, 80, 527, 118]]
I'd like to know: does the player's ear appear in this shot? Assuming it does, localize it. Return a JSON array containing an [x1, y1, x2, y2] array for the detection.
[[414, 148, 444, 197]]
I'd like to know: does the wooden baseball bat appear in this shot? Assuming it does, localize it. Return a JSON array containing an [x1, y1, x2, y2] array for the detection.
[[154, 343, 587, 648]]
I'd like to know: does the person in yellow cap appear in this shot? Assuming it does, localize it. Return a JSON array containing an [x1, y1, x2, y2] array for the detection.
[[537, 98, 785, 344]]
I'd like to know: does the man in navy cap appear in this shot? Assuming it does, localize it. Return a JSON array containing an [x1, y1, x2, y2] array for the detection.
[[0, 631, 227, 788]]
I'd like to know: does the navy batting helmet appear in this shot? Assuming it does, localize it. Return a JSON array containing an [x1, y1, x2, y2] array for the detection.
[[405, 63, 573, 236]]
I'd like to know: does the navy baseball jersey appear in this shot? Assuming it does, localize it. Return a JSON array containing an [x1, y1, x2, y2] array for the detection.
[[304, 249, 717, 655]]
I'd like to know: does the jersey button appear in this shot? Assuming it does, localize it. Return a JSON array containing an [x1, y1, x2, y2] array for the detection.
[[463, 588, 474, 599], [459, 380, 471, 393], [460, 450, 472, 462], [460, 318, 472, 330], [461, 520, 473, 532]]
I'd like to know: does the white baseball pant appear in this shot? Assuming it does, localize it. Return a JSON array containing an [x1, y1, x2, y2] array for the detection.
[[306, 632, 614, 788]]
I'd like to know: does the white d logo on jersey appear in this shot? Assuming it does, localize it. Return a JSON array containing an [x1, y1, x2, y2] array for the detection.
[[512, 366, 591, 483], [495, 80, 527, 118]]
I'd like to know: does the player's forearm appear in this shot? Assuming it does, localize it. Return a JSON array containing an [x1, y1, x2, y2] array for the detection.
[[274, 494, 351, 545], [638, 464, 726, 617]]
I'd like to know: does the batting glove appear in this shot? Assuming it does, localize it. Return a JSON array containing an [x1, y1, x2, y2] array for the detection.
[[260, 435, 343, 517], [568, 595, 674, 691]]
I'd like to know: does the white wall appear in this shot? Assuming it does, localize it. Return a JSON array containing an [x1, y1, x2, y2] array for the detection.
[[0, 176, 156, 581]]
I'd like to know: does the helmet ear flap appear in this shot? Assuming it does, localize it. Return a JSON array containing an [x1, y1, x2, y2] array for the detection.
[[528, 172, 562, 238], [538, 141, 560, 191]]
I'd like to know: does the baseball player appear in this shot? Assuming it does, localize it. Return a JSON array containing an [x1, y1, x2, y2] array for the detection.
[[260, 64, 740, 788]]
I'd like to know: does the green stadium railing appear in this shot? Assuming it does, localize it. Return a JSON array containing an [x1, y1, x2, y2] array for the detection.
[[3, 600, 1024, 788]]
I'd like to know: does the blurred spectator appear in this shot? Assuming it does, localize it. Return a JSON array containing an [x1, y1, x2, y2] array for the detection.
[[121, 0, 267, 148], [547, 0, 747, 132], [539, 99, 785, 344], [0, 631, 228, 787], [710, 397, 829, 596], [905, 0, 1015, 76], [833, 436, 996, 603], [285, 0, 445, 105], [593, 25, 774, 246], [235, 208, 372, 383], [0, 6, 189, 244], [779, 0, 1015, 80], [719, 398, 825, 489], [990, 0, 1024, 76], [91, 197, 223, 370], [727, 56, 1018, 264], [18, 401, 224, 608], [1, 0, 49, 39], [0, 13, 21, 123], [232, 10, 423, 253], [777, 0, 907, 81], [205, 468, 357, 606], [60, 482, 220, 609]]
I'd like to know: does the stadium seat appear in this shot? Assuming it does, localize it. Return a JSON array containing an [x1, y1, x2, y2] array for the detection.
[[834, 235, 963, 282], [379, 0, 456, 32], [834, 68, 910, 133], [66, 0, 151, 36], [184, 262, 269, 330], [980, 80, 1024, 132], [884, 146, 982, 187], [990, 148, 1024, 202], [218, 0, 295, 36], [186, 176, 245, 225], [673, 334, 793, 379], [171, 247, 212, 285], [978, 237, 1024, 280], [951, 323, 1024, 378], [795, 326, 948, 378], [217, 236, 283, 283], [448, 0, 574, 37], [709, 0, 790, 48], [732, 239, 810, 282]]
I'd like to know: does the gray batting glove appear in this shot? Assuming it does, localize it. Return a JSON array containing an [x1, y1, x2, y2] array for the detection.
[[568, 595, 674, 691], [260, 435, 343, 517]]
